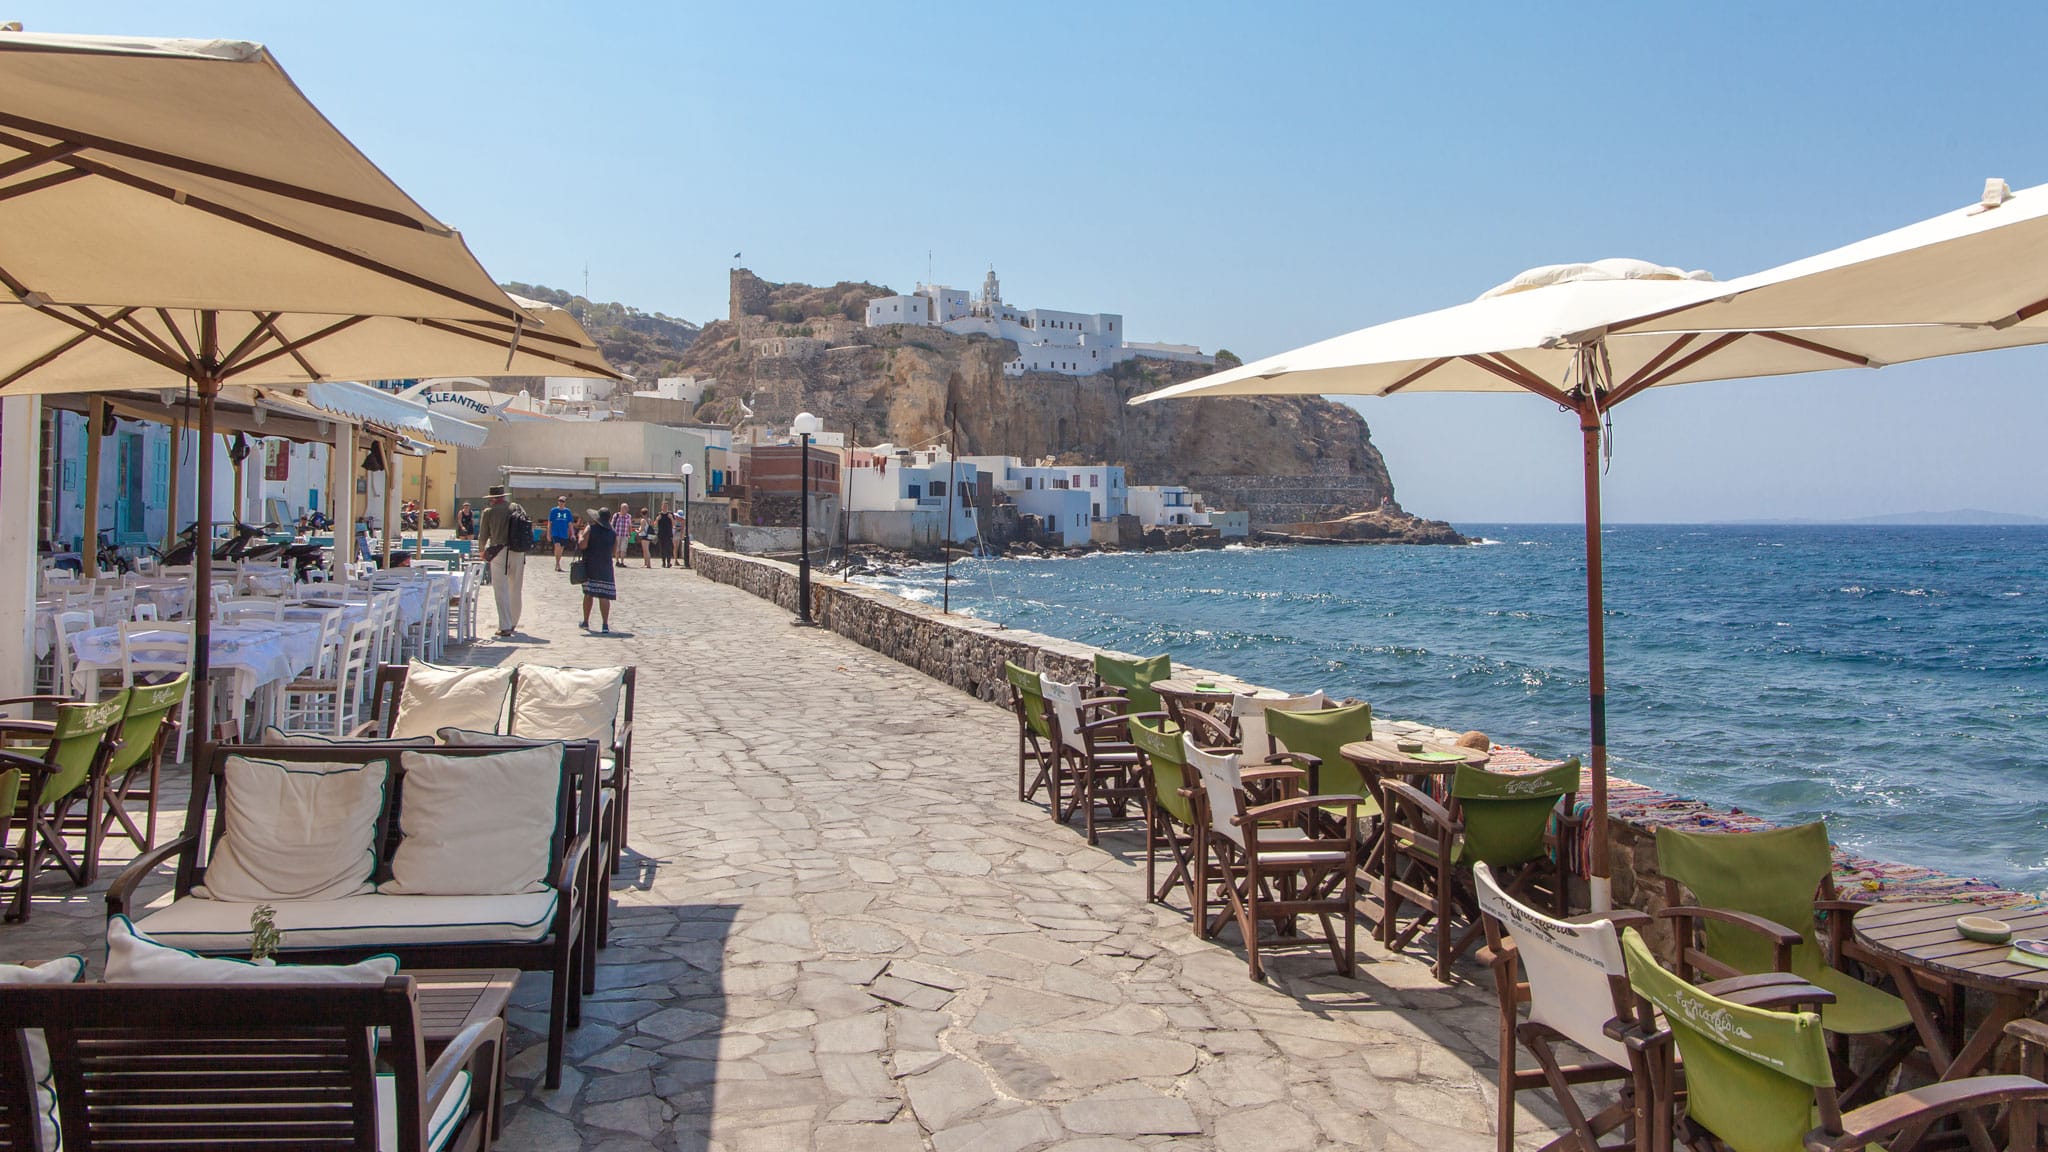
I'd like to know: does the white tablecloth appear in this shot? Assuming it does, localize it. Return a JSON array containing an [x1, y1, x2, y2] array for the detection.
[[69, 619, 323, 698]]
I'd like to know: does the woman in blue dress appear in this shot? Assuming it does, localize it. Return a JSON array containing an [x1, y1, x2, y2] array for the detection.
[[577, 507, 618, 632]]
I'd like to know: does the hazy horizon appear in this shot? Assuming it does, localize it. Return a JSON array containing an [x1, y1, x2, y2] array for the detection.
[[24, 1, 2048, 522]]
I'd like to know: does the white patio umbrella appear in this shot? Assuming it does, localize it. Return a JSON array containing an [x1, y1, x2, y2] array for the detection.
[[1132, 243, 2048, 910], [0, 30, 617, 715]]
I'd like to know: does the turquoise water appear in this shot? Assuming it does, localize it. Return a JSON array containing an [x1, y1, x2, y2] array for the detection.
[[864, 525, 2048, 892]]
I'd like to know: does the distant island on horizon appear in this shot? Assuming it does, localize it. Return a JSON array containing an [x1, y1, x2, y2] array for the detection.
[[1454, 510, 2048, 527]]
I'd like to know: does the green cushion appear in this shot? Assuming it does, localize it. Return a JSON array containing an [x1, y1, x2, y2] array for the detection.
[[1623, 928, 1831, 1152], [1264, 702, 1375, 813], [1094, 652, 1170, 715], [107, 674, 187, 776], [1004, 661, 1051, 741], [1128, 717, 1194, 826], [1451, 758, 1578, 867]]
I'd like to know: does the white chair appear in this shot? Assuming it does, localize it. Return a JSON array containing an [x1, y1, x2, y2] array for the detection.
[[1473, 863, 1652, 1152], [131, 602, 159, 623], [279, 616, 378, 737], [118, 621, 196, 760], [1230, 690, 1327, 761], [216, 597, 284, 623], [41, 610, 95, 697], [157, 564, 195, 582], [371, 590, 403, 666], [95, 588, 136, 624], [452, 563, 483, 646]]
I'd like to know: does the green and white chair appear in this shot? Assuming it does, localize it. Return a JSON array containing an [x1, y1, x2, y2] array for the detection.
[[1129, 715, 1200, 911], [95, 673, 188, 865], [0, 693, 127, 920], [1004, 661, 1058, 804], [1092, 651, 1171, 716]]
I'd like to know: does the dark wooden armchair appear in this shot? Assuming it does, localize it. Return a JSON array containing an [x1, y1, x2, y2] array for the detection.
[[0, 977, 500, 1151]]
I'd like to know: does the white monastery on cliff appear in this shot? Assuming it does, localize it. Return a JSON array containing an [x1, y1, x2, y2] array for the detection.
[[864, 269, 1214, 378]]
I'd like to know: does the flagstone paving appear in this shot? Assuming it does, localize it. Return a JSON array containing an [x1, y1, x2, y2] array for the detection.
[[12, 557, 1570, 1150]]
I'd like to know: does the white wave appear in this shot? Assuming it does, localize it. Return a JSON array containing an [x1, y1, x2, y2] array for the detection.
[[1469, 538, 1504, 546]]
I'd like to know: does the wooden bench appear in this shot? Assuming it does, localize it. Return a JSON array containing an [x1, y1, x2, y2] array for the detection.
[[107, 740, 597, 1089]]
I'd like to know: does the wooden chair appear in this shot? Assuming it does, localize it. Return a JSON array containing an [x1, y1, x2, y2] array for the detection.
[[1041, 677, 1145, 845], [1619, 927, 2047, 1152], [1091, 651, 1171, 715], [116, 620, 195, 761], [1127, 714, 1199, 910], [1228, 690, 1325, 763], [93, 674, 187, 869], [280, 617, 378, 738], [0, 977, 501, 1151], [1655, 822, 1916, 1103], [1004, 661, 1059, 804], [1184, 736, 1361, 981], [0, 693, 126, 919], [40, 610, 93, 698], [216, 596, 284, 623]]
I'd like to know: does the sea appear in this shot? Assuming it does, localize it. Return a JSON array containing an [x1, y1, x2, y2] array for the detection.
[[857, 524, 2048, 894]]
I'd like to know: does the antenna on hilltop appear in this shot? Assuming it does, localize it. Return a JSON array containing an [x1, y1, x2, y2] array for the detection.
[[927, 249, 933, 289]]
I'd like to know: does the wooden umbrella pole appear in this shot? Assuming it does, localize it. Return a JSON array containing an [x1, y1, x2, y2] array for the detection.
[[1579, 384, 1612, 912], [192, 319, 219, 744]]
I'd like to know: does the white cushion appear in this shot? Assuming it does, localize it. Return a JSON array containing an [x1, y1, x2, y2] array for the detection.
[[131, 891, 560, 949], [435, 727, 551, 748], [380, 1068, 471, 1152], [106, 915, 399, 982], [391, 661, 514, 739], [193, 756, 387, 903], [260, 725, 436, 748], [382, 746, 563, 896], [0, 955, 85, 1150], [509, 665, 624, 747]]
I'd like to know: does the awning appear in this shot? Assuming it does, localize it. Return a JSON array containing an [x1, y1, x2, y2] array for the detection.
[[505, 470, 598, 492], [502, 467, 685, 495], [298, 380, 486, 447]]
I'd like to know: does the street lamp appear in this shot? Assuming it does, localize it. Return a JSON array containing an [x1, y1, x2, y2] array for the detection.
[[791, 412, 821, 625], [679, 462, 694, 569]]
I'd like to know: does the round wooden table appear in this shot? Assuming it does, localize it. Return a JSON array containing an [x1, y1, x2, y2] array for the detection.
[[1853, 901, 2048, 1084], [1150, 677, 1241, 726], [1340, 736, 1489, 788]]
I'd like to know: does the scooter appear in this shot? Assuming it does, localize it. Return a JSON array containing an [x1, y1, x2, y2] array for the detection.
[[281, 539, 328, 582], [400, 507, 441, 531], [160, 522, 202, 567], [95, 529, 134, 576], [213, 521, 269, 562]]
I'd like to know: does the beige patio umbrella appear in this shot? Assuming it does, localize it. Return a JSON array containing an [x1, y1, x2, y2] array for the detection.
[[0, 30, 617, 713], [1132, 243, 2048, 910]]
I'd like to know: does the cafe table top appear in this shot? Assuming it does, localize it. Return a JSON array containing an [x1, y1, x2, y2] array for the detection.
[[1339, 736, 1491, 777]]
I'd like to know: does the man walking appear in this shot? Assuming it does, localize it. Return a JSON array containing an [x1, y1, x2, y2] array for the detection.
[[549, 495, 576, 572], [611, 502, 634, 564], [478, 485, 532, 638]]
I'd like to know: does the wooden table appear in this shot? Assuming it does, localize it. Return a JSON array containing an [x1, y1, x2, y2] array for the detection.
[[1340, 737, 1489, 798], [1854, 902, 2048, 1084], [1150, 677, 1240, 726], [411, 967, 518, 1135]]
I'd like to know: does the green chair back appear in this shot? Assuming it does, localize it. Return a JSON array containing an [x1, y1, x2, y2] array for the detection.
[[1621, 928, 1832, 1152], [1264, 703, 1376, 815], [1094, 652, 1170, 715], [1128, 716, 1195, 825], [1656, 822, 1831, 980], [1004, 661, 1051, 742], [106, 674, 187, 777], [39, 693, 128, 805], [1451, 758, 1580, 867], [0, 770, 18, 829]]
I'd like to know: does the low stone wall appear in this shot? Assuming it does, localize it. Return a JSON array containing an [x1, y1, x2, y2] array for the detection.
[[685, 544, 1956, 931]]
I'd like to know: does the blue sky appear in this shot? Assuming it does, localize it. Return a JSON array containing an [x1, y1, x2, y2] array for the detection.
[[28, 2, 2048, 521]]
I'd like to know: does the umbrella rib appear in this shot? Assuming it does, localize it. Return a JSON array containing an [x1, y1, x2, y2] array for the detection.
[[1615, 333, 1699, 392], [446, 316, 596, 352], [1605, 331, 1748, 405], [1751, 329, 1876, 366], [108, 309, 188, 366], [41, 304, 186, 373], [0, 113, 437, 232], [1377, 357, 1453, 396], [217, 312, 284, 373], [153, 308, 198, 366], [414, 317, 617, 376], [12, 148, 521, 323], [224, 315, 368, 379], [1461, 353, 1572, 405], [0, 326, 96, 390], [0, 140, 83, 183], [0, 167, 88, 203]]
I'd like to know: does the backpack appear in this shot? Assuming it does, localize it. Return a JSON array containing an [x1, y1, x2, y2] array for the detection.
[[506, 509, 534, 553]]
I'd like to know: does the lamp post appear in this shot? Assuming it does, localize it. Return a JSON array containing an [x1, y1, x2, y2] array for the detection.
[[791, 412, 821, 625], [680, 462, 694, 569]]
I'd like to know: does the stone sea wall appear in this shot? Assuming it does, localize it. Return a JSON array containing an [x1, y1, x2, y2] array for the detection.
[[686, 544, 2017, 931]]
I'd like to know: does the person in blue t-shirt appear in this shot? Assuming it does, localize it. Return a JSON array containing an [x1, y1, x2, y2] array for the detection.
[[548, 496, 576, 572]]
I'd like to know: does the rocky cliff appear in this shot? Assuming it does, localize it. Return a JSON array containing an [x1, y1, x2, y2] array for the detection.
[[674, 270, 1454, 536]]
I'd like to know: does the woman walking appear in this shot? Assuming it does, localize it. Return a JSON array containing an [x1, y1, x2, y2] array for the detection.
[[637, 507, 655, 568], [655, 502, 676, 568], [577, 507, 618, 633]]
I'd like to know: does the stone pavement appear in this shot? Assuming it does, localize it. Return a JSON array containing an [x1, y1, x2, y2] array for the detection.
[[10, 556, 1569, 1151]]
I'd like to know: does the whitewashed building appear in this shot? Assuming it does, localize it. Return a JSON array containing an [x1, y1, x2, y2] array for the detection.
[[1129, 484, 1208, 528], [865, 268, 1213, 378], [842, 445, 979, 548]]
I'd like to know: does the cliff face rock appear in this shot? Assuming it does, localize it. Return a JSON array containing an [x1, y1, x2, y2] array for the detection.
[[681, 270, 1425, 531]]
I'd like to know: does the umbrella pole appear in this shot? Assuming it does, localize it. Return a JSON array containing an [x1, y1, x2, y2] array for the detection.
[[1579, 396, 1612, 912], [193, 364, 218, 750], [381, 438, 396, 566]]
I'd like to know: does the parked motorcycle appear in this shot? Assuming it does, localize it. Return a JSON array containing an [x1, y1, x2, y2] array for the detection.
[[160, 522, 202, 567], [95, 529, 134, 576], [400, 507, 441, 531]]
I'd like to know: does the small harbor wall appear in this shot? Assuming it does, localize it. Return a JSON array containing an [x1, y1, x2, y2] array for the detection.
[[686, 544, 2025, 926]]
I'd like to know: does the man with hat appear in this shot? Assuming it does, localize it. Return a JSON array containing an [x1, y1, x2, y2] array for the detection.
[[478, 484, 531, 638]]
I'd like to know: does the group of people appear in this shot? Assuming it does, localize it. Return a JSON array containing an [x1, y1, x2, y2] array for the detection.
[[474, 487, 692, 639]]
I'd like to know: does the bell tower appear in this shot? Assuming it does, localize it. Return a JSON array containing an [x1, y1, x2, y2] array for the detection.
[[980, 266, 1002, 312]]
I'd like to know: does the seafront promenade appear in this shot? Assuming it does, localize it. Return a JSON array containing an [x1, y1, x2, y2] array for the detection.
[[15, 560, 1540, 1151]]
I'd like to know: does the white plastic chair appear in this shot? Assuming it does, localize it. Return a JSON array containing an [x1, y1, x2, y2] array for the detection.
[[1229, 690, 1326, 761], [216, 598, 284, 623], [130, 602, 158, 623], [42, 610, 95, 697], [117, 621, 196, 761]]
